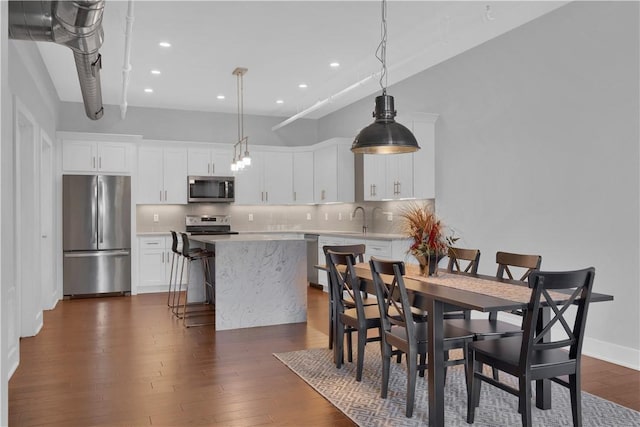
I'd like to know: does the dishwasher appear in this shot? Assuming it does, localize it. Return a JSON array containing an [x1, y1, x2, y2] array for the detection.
[[304, 234, 321, 288]]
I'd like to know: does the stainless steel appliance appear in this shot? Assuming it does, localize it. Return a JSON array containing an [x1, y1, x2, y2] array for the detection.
[[63, 175, 131, 296], [304, 234, 321, 288], [185, 215, 238, 235], [188, 176, 235, 203]]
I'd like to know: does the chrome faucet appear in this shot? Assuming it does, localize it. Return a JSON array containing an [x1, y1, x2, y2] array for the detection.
[[352, 206, 367, 234]]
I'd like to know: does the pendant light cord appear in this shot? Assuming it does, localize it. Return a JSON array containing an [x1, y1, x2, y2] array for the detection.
[[375, 0, 388, 95]]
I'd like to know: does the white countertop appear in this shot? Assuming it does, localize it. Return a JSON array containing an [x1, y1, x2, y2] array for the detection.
[[189, 233, 306, 243], [136, 230, 408, 241]]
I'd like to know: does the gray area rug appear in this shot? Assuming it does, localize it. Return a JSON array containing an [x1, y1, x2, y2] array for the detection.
[[274, 347, 640, 427]]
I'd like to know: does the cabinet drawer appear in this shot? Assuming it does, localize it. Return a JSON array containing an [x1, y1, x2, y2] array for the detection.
[[366, 240, 392, 258], [139, 237, 166, 249]]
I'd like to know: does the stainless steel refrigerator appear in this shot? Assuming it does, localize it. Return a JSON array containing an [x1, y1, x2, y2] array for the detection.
[[63, 175, 131, 296]]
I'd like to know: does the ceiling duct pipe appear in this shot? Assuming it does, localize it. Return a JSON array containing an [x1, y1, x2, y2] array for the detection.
[[9, 0, 106, 120]]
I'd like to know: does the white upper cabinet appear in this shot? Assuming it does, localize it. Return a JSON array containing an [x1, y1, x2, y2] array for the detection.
[[292, 151, 314, 204], [362, 114, 437, 200], [314, 138, 354, 204], [137, 145, 188, 204], [188, 146, 233, 177], [62, 140, 132, 174], [234, 150, 293, 205]]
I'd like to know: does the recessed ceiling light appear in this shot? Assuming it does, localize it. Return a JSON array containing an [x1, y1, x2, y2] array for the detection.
[[150, 69, 161, 75], [298, 83, 308, 89], [217, 95, 225, 100], [329, 62, 340, 68], [276, 99, 284, 104], [158, 41, 171, 48], [144, 88, 153, 93]]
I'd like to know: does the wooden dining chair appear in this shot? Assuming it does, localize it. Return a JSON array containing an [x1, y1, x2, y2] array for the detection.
[[466, 267, 595, 427], [326, 250, 381, 382], [323, 244, 368, 351], [495, 251, 542, 318], [444, 247, 481, 320], [369, 257, 474, 418]]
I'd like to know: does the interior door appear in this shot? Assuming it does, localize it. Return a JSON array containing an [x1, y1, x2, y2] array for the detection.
[[40, 131, 55, 308]]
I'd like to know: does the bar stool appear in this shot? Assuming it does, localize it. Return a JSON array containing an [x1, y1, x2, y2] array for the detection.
[[167, 231, 182, 309], [175, 232, 215, 327]]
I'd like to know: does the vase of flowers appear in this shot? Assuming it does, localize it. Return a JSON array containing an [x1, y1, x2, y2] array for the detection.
[[399, 203, 457, 276]]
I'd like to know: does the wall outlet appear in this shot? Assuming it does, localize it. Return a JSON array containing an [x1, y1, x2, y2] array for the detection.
[[338, 212, 343, 221], [387, 212, 393, 221], [153, 213, 159, 223], [306, 213, 312, 221], [248, 213, 254, 222], [324, 213, 329, 221]]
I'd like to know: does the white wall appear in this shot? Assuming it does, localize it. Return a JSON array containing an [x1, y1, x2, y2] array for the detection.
[[0, 3, 8, 424], [319, 1, 640, 369]]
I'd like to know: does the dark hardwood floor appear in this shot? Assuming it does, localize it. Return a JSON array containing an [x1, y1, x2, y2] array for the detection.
[[8, 287, 639, 426]]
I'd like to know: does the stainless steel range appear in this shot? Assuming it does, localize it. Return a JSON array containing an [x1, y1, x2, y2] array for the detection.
[[185, 215, 239, 235]]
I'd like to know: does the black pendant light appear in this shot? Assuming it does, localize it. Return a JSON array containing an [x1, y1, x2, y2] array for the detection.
[[351, 0, 420, 154]]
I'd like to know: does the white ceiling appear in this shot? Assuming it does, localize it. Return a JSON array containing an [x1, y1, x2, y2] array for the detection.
[[36, 1, 567, 122]]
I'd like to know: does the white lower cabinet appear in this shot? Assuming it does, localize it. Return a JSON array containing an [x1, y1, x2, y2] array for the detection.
[[138, 236, 184, 293]]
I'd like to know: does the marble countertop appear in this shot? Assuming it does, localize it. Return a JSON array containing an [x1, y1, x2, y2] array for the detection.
[[136, 230, 407, 241], [189, 233, 306, 243]]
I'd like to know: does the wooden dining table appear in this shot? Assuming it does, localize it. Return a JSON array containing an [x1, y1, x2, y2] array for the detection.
[[351, 263, 614, 426]]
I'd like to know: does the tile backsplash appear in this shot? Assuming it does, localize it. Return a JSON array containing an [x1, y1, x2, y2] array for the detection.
[[136, 200, 434, 235]]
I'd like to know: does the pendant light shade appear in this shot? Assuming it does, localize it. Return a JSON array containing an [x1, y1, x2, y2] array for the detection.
[[351, 94, 419, 154], [351, 0, 420, 155]]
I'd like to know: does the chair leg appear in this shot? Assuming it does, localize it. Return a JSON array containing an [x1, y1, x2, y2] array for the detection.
[[335, 321, 344, 369], [443, 350, 450, 385], [569, 373, 582, 427], [346, 329, 353, 363], [406, 350, 418, 418], [418, 352, 426, 378], [519, 376, 532, 427], [167, 252, 175, 307], [492, 367, 500, 381], [328, 298, 334, 350], [356, 329, 367, 381], [474, 361, 483, 408], [380, 342, 392, 399]]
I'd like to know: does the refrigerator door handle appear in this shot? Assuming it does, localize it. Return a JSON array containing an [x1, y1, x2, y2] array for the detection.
[[98, 178, 104, 244], [64, 250, 130, 258]]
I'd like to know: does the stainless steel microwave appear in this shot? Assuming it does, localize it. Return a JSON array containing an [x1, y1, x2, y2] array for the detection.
[[187, 176, 235, 203]]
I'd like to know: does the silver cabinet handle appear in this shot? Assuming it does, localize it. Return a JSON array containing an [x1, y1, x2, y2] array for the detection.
[[211, 163, 214, 174], [293, 191, 297, 201], [207, 163, 210, 175], [321, 190, 325, 200], [397, 181, 401, 195], [162, 252, 164, 263], [373, 184, 376, 196], [261, 191, 264, 201], [99, 156, 102, 169], [265, 191, 268, 202], [164, 190, 167, 201], [92, 156, 96, 169], [146, 242, 159, 245]]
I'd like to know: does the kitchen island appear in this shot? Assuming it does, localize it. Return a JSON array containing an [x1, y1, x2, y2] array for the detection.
[[188, 234, 307, 331]]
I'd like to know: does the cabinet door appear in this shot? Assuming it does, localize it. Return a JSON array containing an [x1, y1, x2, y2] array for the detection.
[[98, 143, 130, 173], [163, 148, 188, 204], [187, 148, 212, 176], [137, 147, 164, 204], [313, 145, 336, 203], [293, 151, 314, 204], [234, 151, 264, 204], [264, 151, 293, 204], [387, 153, 414, 199], [63, 141, 97, 172], [363, 154, 386, 201], [139, 237, 167, 289], [210, 148, 233, 176]]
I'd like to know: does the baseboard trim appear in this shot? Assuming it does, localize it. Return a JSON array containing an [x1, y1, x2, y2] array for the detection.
[[583, 336, 640, 371]]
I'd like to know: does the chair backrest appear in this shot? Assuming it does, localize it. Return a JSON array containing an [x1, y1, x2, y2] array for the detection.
[[496, 251, 541, 282], [369, 257, 415, 343], [447, 247, 481, 274], [326, 250, 364, 316], [520, 268, 595, 366], [180, 232, 191, 257], [323, 244, 365, 264], [170, 230, 179, 254]]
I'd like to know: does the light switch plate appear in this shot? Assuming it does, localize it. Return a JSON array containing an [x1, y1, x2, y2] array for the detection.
[[248, 213, 254, 221], [338, 213, 343, 220], [387, 213, 393, 221], [153, 214, 159, 222], [324, 213, 329, 221], [306, 213, 312, 220]]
